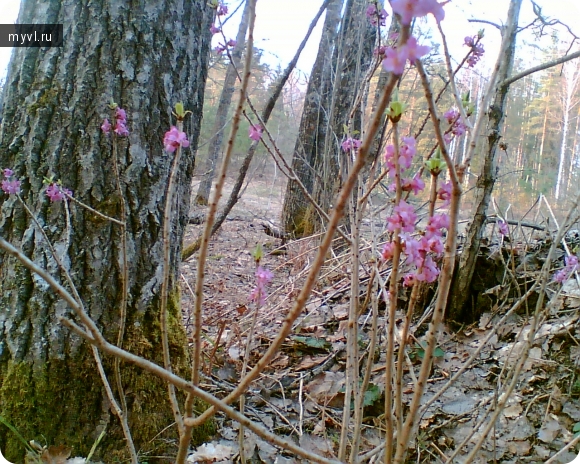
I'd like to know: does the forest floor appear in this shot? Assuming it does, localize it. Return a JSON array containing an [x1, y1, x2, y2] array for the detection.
[[178, 178, 580, 464]]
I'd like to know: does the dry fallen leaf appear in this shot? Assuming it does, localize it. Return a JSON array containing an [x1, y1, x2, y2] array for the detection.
[[538, 415, 562, 443], [40, 445, 72, 464], [188, 442, 234, 463]]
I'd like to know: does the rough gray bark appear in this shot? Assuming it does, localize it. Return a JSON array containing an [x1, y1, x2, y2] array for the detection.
[[282, 0, 376, 237], [318, 0, 377, 212], [448, 0, 522, 320], [195, 0, 250, 206], [282, 0, 343, 237], [0, 0, 211, 460], [181, 0, 332, 261]]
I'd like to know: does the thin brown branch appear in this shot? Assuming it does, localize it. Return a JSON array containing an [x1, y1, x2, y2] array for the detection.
[[501, 49, 580, 88], [185, 41, 403, 430], [468, 18, 501, 30]]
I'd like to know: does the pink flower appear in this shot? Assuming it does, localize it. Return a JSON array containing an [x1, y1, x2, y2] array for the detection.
[[422, 235, 444, 256], [227, 39, 237, 47], [565, 255, 579, 269], [366, 4, 388, 26], [400, 137, 417, 167], [387, 200, 417, 233], [250, 266, 273, 306], [382, 46, 409, 75], [403, 237, 423, 267], [429, 213, 450, 230], [102, 108, 129, 136], [556, 254, 580, 282], [163, 126, 190, 152], [3, 168, 14, 178], [452, 121, 466, 137], [553, 269, 567, 283], [115, 107, 127, 122], [210, 24, 221, 34], [464, 36, 474, 47], [443, 108, 459, 124], [385, 137, 417, 175], [437, 181, 452, 204], [1, 179, 21, 195], [402, 174, 425, 195], [497, 220, 509, 236], [403, 273, 417, 287], [101, 118, 112, 134], [403, 36, 430, 63], [381, 241, 395, 261], [249, 124, 263, 141], [215, 44, 226, 54], [467, 43, 485, 67], [217, 3, 228, 15], [416, 255, 439, 282], [46, 183, 72, 202], [391, 0, 445, 25], [341, 137, 362, 152], [255, 266, 273, 286], [114, 121, 129, 137]]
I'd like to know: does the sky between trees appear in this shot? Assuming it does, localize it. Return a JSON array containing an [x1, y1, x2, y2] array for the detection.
[[1, 0, 580, 85]]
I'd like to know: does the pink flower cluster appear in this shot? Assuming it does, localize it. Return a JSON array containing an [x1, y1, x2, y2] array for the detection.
[[442, 108, 467, 144], [385, 137, 424, 195], [464, 36, 485, 67], [387, 200, 417, 233], [497, 220, 509, 236], [437, 181, 452, 205], [553, 254, 579, 283], [391, 0, 445, 25], [163, 126, 190, 153], [215, 39, 236, 55], [249, 124, 263, 141], [385, 136, 416, 174], [45, 183, 72, 202], [383, 213, 449, 285], [250, 266, 273, 306], [382, 36, 430, 75], [101, 107, 129, 137], [366, 4, 388, 26], [217, 2, 228, 15], [341, 137, 362, 152], [1, 168, 21, 195]]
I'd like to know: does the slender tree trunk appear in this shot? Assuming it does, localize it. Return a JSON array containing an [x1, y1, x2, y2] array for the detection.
[[195, 0, 250, 205], [536, 98, 549, 190], [0, 0, 211, 460], [566, 107, 580, 194], [448, 0, 522, 321], [555, 62, 580, 199]]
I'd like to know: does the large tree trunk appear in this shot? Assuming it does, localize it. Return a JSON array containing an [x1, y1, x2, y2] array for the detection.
[[281, 0, 343, 237], [448, 0, 522, 321], [281, 0, 376, 237], [0, 0, 211, 461], [317, 0, 376, 220], [195, 0, 250, 206]]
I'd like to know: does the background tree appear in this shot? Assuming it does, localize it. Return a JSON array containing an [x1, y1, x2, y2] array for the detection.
[[282, 0, 378, 237], [281, 0, 343, 237], [0, 0, 212, 460], [195, 0, 250, 206]]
